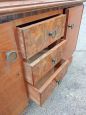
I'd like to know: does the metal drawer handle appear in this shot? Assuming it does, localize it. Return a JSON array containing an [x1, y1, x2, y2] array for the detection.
[[68, 24, 74, 29], [6, 51, 17, 62], [57, 79, 62, 85], [52, 58, 57, 65], [48, 30, 57, 38]]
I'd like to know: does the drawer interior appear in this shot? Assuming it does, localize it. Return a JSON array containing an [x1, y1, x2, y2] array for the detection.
[[33, 59, 68, 90], [35, 68, 54, 89], [35, 59, 69, 88], [17, 14, 62, 28], [27, 39, 65, 65]]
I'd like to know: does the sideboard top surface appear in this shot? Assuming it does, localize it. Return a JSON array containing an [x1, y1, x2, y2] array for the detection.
[[0, 0, 85, 15]]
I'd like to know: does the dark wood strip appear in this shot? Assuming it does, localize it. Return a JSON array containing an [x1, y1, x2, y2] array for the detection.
[[0, 3, 82, 24]]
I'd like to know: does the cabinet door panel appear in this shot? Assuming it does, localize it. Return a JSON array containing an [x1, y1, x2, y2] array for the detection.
[[63, 5, 83, 59], [0, 23, 28, 115]]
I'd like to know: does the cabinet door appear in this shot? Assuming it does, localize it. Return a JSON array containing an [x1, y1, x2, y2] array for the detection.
[[63, 5, 83, 59], [0, 23, 28, 115]]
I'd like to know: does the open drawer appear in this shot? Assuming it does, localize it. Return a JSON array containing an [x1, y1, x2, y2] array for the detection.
[[24, 40, 66, 85], [27, 59, 69, 105], [17, 14, 66, 59]]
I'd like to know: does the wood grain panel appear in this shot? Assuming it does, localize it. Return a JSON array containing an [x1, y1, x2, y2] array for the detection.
[[45, 14, 66, 43], [63, 5, 83, 60], [0, 22, 16, 51], [0, 1, 83, 15], [0, 22, 28, 115], [17, 14, 66, 59], [28, 80, 57, 106], [24, 40, 66, 85]]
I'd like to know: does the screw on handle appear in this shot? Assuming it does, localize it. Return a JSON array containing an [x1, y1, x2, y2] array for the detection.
[[57, 79, 62, 85], [52, 58, 57, 65], [6, 51, 17, 62], [48, 30, 57, 38], [68, 24, 74, 29]]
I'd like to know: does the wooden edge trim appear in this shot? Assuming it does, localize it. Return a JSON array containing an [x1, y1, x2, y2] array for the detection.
[[0, 1, 83, 15]]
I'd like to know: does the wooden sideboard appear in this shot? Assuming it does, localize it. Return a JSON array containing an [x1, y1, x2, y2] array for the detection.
[[0, 0, 84, 114]]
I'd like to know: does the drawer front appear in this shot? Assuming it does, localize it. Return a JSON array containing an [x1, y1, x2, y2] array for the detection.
[[24, 40, 66, 85], [28, 80, 57, 105], [27, 60, 69, 106], [18, 22, 45, 59], [18, 14, 66, 59], [45, 15, 66, 43]]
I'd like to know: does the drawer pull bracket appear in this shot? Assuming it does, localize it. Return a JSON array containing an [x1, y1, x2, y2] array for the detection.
[[6, 51, 17, 62], [52, 58, 57, 65], [68, 24, 74, 29], [48, 30, 57, 38], [57, 79, 62, 85]]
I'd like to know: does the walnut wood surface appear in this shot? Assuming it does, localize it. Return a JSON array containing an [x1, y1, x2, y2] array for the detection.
[[63, 5, 83, 60], [0, 1, 84, 113], [24, 40, 66, 85], [0, 0, 84, 15], [27, 59, 69, 105], [18, 14, 66, 59], [28, 79, 57, 105], [0, 22, 28, 115]]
